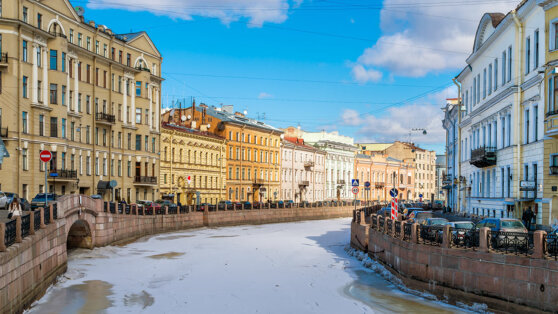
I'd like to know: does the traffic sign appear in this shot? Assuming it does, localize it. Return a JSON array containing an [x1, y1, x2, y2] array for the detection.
[[109, 180, 118, 188], [364, 181, 370, 188], [39, 150, 52, 163], [187, 175, 191, 184], [352, 187, 359, 195], [390, 188, 398, 198], [419, 194, 423, 198], [351, 179, 359, 187]]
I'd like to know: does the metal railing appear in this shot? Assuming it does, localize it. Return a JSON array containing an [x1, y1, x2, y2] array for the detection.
[[34, 212, 41, 231], [0, 52, 7, 63], [21, 214, 30, 238], [49, 31, 67, 38], [394, 221, 401, 238], [109, 202, 116, 214], [403, 223, 412, 241], [372, 216, 378, 229], [49, 169, 78, 179], [43, 207, 50, 225], [546, 234, 558, 261], [490, 231, 533, 256], [4, 219, 16, 247], [419, 225, 443, 246], [450, 228, 479, 249], [53, 203, 58, 219], [387, 219, 393, 234], [378, 218, 384, 231], [135, 66, 151, 72], [95, 112, 116, 123], [134, 176, 157, 184]]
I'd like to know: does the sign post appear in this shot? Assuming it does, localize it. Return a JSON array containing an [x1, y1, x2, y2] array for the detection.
[[352, 186, 359, 213], [39, 150, 52, 207], [390, 188, 399, 220], [364, 181, 370, 206]]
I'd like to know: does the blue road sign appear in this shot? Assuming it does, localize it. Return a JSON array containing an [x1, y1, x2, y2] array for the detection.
[[364, 181, 371, 188], [390, 188, 398, 198], [49, 172, 59, 177], [419, 194, 423, 198], [351, 179, 359, 187]]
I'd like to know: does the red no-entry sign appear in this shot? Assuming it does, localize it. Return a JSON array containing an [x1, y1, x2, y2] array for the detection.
[[39, 150, 52, 163]]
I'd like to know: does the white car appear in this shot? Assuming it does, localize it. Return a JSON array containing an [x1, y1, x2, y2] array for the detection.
[[0, 192, 8, 209]]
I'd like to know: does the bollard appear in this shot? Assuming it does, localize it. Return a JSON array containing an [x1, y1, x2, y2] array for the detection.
[[411, 223, 419, 243], [533, 230, 547, 259], [479, 227, 490, 253], [29, 211, 35, 235], [376, 215, 382, 231], [39, 207, 46, 229], [15, 216, 22, 243], [442, 224, 451, 248]]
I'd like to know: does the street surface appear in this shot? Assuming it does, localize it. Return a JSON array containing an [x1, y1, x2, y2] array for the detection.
[[27, 218, 467, 313]]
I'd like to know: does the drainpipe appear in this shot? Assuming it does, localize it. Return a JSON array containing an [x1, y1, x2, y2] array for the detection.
[[452, 78, 462, 213], [512, 10, 523, 213]]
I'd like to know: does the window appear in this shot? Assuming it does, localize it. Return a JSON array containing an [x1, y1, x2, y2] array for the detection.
[[95, 40, 99, 54], [78, 33, 82, 46], [86, 37, 91, 50], [476, 74, 480, 103], [136, 135, 141, 151], [127, 53, 131, 67], [61, 52, 66, 72], [103, 129, 107, 146], [483, 68, 486, 99], [488, 64, 492, 95], [22, 112, 27, 133], [502, 51, 506, 86], [118, 160, 122, 176], [37, 13, 42, 28], [39, 115, 44, 136], [525, 109, 530, 144], [22, 7, 28, 23], [145, 135, 149, 151], [127, 161, 131, 177], [22, 76, 28, 98], [71, 122, 75, 141], [69, 29, 74, 43], [127, 133, 131, 150], [86, 126, 90, 144], [49, 84, 57, 104], [472, 77, 476, 105], [534, 105, 538, 141], [507, 46, 512, 82], [95, 127, 98, 145], [50, 117, 57, 137], [152, 138, 156, 153], [61, 86, 66, 106], [534, 30, 539, 68], [136, 108, 142, 124], [494, 59, 498, 91], [22, 40, 27, 62], [526, 37, 531, 74], [95, 157, 99, 175], [119, 50, 122, 63], [22, 149, 28, 170], [61, 118, 66, 138], [136, 81, 141, 96], [49, 50, 57, 70]]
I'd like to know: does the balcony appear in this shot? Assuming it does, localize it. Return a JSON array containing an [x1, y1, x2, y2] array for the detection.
[[550, 166, 558, 176], [304, 161, 314, 169], [253, 179, 265, 187], [337, 179, 346, 185], [134, 176, 157, 186], [95, 112, 116, 124], [0, 53, 7, 67], [0, 127, 8, 138], [48, 169, 78, 181], [299, 181, 310, 187], [470, 146, 496, 168], [135, 66, 151, 73], [545, 111, 558, 136]]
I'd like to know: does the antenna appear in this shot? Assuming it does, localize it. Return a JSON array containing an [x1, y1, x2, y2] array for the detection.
[[75, 6, 85, 17]]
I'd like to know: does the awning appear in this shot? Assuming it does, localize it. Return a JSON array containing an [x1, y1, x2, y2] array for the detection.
[[97, 181, 111, 190], [0, 138, 9, 164]]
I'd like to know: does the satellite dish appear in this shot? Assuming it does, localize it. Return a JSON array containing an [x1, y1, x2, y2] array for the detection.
[[207, 124, 211, 129], [181, 115, 187, 122], [187, 115, 191, 120], [75, 6, 85, 17]]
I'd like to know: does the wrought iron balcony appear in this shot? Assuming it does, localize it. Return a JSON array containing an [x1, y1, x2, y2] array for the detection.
[[95, 112, 116, 124], [304, 161, 314, 168], [49, 31, 67, 39], [134, 176, 157, 185], [550, 166, 558, 176], [253, 179, 265, 186], [0, 52, 7, 65], [48, 169, 78, 180], [299, 180, 310, 187], [470, 146, 496, 168]]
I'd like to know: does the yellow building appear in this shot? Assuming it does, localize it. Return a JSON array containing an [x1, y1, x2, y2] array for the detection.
[[539, 0, 558, 226], [0, 0, 163, 202], [159, 122, 226, 205]]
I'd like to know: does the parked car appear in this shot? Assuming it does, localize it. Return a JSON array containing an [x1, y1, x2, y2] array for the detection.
[[475, 218, 528, 248], [403, 207, 423, 219], [199, 203, 211, 211], [376, 207, 391, 217], [90, 194, 103, 199], [547, 226, 558, 254], [285, 200, 294, 208], [424, 218, 449, 227], [253, 202, 263, 209], [243, 201, 252, 209], [0, 191, 8, 209], [30, 193, 58, 210], [218, 200, 233, 210], [4, 193, 19, 205], [444, 221, 475, 245], [155, 199, 178, 211], [407, 211, 434, 225], [19, 198, 31, 211]]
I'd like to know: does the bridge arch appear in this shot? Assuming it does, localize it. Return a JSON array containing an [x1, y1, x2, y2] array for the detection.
[[60, 195, 100, 250], [67, 219, 93, 249]]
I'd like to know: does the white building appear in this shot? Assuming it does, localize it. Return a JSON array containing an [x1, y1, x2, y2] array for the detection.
[[301, 131, 357, 200], [280, 135, 326, 202], [456, 1, 545, 219]]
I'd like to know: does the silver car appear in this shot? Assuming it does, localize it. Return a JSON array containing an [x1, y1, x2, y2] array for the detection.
[[0, 191, 8, 209]]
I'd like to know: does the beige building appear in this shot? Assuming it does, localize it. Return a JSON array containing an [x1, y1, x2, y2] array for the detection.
[[160, 122, 226, 205], [0, 0, 163, 202], [358, 141, 436, 201]]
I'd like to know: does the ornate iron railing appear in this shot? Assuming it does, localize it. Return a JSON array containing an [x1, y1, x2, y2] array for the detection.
[[155, 207, 164, 215], [118, 203, 123, 214], [0, 52, 7, 63], [546, 234, 558, 261], [109, 202, 116, 214], [34, 212, 41, 231], [125, 205, 131, 215], [21, 214, 30, 238], [403, 223, 412, 241], [95, 112, 116, 123], [378, 218, 384, 231], [180, 205, 188, 213], [53, 203, 58, 219], [43, 207, 51, 225], [4, 219, 16, 247], [394, 221, 401, 238], [449, 228, 479, 249], [103, 202, 108, 212], [419, 225, 443, 246], [387, 219, 393, 234], [372, 216, 378, 229], [168, 206, 178, 214], [489, 231, 533, 256]]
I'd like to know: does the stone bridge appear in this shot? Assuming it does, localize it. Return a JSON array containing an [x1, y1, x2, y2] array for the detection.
[[1, 194, 356, 313]]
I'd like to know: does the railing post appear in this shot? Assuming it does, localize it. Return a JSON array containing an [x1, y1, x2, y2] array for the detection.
[[15, 216, 22, 243], [400, 221, 405, 240], [0, 223, 5, 252], [49, 204, 54, 223], [359, 211, 365, 226], [376, 215, 381, 231], [442, 225, 451, 248], [165, 206, 169, 215], [29, 211, 35, 235], [479, 227, 490, 253], [411, 223, 419, 243], [533, 230, 546, 259], [383, 217, 389, 234], [40, 207, 46, 229]]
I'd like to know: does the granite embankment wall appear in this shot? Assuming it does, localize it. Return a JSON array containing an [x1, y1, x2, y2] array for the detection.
[[350, 212, 558, 313], [1, 195, 355, 313]]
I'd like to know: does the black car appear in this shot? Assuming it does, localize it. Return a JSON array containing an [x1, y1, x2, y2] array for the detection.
[[218, 200, 233, 210], [19, 198, 31, 211]]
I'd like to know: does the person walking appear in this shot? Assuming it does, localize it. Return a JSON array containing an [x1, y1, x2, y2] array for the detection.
[[7, 198, 22, 219], [523, 207, 534, 231]]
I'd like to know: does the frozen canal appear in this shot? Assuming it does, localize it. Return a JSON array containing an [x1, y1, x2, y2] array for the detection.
[[28, 218, 468, 313]]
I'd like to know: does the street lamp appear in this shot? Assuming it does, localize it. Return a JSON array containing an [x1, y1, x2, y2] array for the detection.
[[407, 128, 427, 144]]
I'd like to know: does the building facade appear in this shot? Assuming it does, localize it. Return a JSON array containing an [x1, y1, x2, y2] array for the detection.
[[442, 98, 462, 211], [301, 131, 356, 200], [435, 154, 447, 202], [0, 0, 163, 202], [415, 148, 437, 202], [280, 132, 326, 203], [456, 1, 546, 221], [159, 123, 226, 205]]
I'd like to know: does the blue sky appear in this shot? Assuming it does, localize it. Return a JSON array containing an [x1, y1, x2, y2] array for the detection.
[[76, 0, 518, 153]]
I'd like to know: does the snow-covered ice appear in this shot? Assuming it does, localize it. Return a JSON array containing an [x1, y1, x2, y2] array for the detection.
[[27, 218, 472, 313]]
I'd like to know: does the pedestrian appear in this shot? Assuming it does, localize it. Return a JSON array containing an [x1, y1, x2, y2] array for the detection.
[[525, 207, 534, 230], [7, 198, 22, 219]]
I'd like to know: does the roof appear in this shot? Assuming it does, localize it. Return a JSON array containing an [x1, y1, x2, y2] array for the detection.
[[283, 137, 319, 151], [488, 13, 506, 27], [161, 122, 225, 141], [355, 154, 371, 159], [387, 157, 403, 163], [200, 106, 283, 134], [358, 143, 393, 151], [114, 32, 145, 42]]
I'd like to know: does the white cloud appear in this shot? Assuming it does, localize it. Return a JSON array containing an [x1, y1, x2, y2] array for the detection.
[[86, 0, 299, 26], [352, 0, 516, 78], [258, 92, 273, 99], [341, 109, 363, 126], [351, 64, 383, 83]]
